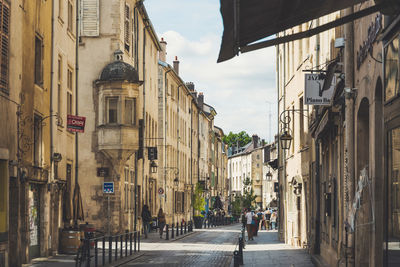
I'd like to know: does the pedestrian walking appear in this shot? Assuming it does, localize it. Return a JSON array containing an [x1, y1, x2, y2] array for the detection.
[[257, 209, 263, 231], [245, 208, 254, 241], [141, 204, 152, 238], [265, 209, 271, 230], [157, 208, 166, 239], [252, 210, 258, 236], [271, 210, 277, 230]]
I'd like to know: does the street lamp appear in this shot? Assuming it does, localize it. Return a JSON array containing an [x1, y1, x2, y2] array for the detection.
[[266, 170, 273, 180], [150, 160, 158, 173], [280, 131, 292, 150]]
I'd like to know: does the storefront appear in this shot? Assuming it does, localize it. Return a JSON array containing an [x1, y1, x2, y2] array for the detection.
[[382, 14, 400, 267], [0, 157, 8, 267]]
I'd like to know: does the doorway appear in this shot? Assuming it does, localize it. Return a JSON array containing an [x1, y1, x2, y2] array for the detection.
[[28, 184, 40, 259]]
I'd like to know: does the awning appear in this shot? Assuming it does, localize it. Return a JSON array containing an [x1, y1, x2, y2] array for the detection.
[[218, 0, 384, 62]]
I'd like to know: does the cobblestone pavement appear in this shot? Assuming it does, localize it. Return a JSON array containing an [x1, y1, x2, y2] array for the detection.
[[242, 229, 315, 267], [122, 224, 241, 267]]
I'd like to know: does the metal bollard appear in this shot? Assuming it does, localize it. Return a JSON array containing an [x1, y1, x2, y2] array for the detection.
[[171, 223, 175, 238], [181, 222, 183, 235], [166, 224, 169, 240], [233, 250, 240, 267], [238, 237, 244, 265], [184, 222, 187, 234], [176, 223, 179, 237]]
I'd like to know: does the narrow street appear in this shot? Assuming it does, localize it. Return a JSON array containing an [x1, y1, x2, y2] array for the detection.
[[121, 224, 315, 267]]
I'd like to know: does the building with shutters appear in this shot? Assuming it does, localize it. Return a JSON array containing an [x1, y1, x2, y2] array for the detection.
[[0, 0, 16, 266], [77, 0, 161, 234]]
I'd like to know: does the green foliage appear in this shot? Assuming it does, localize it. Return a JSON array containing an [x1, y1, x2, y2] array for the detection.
[[192, 183, 206, 215], [242, 177, 257, 210], [222, 131, 252, 147], [231, 195, 242, 217]]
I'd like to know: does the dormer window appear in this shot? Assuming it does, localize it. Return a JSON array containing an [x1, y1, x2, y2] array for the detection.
[[107, 97, 118, 123]]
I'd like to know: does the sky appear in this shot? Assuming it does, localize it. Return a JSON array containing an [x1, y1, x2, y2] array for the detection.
[[145, 0, 277, 143]]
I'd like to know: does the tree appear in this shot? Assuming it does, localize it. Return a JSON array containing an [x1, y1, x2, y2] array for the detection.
[[231, 195, 242, 217], [192, 183, 206, 216], [242, 177, 257, 210], [222, 131, 252, 147]]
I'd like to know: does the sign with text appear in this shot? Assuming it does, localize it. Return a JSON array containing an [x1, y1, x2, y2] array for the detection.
[[304, 73, 336, 105], [67, 115, 86, 133], [103, 182, 114, 194]]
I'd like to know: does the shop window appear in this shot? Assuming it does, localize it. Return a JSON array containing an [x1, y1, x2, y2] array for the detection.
[[106, 97, 118, 123], [385, 35, 399, 102]]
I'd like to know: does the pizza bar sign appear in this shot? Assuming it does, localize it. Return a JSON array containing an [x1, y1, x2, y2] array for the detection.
[[304, 74, 336, 105], [67, 115, 86, 133]]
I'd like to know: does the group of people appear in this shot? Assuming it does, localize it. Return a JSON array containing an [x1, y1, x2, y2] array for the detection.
[[141, 205, 166, 239], [243, 208, 278, 241]]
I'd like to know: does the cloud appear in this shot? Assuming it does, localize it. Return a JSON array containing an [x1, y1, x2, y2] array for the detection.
[[146, 1, 277, 142]]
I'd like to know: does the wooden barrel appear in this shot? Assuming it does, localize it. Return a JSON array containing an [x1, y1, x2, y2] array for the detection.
[[59, 230, 80, 254]]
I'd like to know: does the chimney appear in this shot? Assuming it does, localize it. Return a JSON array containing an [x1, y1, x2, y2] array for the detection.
[[198, 92, 204, 109], [186, 82, 195, 91], [159, 37, 167, 62], [173, 56, 180, 75], [252, 135, 259, 148]]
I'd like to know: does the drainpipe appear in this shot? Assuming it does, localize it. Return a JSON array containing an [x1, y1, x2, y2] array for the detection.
[[75, 0, 80, 190], [142, 25, 147, 208], [164, 68, 172, 209], [344, 6, 355, 267]]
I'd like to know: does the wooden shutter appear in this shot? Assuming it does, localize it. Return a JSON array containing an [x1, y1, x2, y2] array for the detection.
[[81, 0, 99, 37], [0, 0, 9, 91]]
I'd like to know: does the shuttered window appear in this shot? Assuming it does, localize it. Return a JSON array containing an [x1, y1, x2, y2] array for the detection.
[[0, 1, 9, 92], [81, 0, 99, 37], [124, 4, 130, 51]]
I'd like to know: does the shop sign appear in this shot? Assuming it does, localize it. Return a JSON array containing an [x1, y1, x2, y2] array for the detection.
[[304, 73, 336, 105], [356, 14, 382, 70], [67, 115, 86, 133]]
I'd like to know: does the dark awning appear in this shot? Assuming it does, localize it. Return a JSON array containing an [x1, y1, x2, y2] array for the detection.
[[218, 0, 379, 62]]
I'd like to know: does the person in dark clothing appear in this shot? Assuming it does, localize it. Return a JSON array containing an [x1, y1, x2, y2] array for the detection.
[[141, 204, 151, 238], [157, 208, 166, 239]]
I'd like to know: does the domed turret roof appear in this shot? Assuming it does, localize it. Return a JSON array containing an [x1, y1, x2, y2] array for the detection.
[[99, 60, 140, 83]]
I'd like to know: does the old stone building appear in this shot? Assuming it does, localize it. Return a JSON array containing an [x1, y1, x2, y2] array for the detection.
[[77, 0, 160, 234]]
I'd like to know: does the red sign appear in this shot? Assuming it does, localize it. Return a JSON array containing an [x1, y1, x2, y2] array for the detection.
[[67, 115, 86, 133]]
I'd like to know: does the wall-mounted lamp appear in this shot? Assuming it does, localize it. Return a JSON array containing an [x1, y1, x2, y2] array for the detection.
[[150, 160, 158, 173]]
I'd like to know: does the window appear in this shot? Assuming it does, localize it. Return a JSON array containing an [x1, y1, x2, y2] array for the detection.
[[385, 35, 399, 102], [0, 0, 9, 92], [124, 167, 129, 212], [67, 67, 73, 91], [124, 98, 136, 125], [300, 97, 304, 147], [67, 1, 73, 33], [130, 171, 134, 211], [33, 115, 43, 166], [67, 92, 72, 115], [124, 5, 130, 51], [35, 36, 43, 86], [106, 97, 118, 123], [57, 56, 63, 119], [58, 0, 63, 21]]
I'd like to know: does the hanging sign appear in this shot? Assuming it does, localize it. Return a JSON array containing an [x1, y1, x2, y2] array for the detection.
[[67, 115, 86, 133], [304, 74, 336, 105], [103, 182, 114, 194]]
